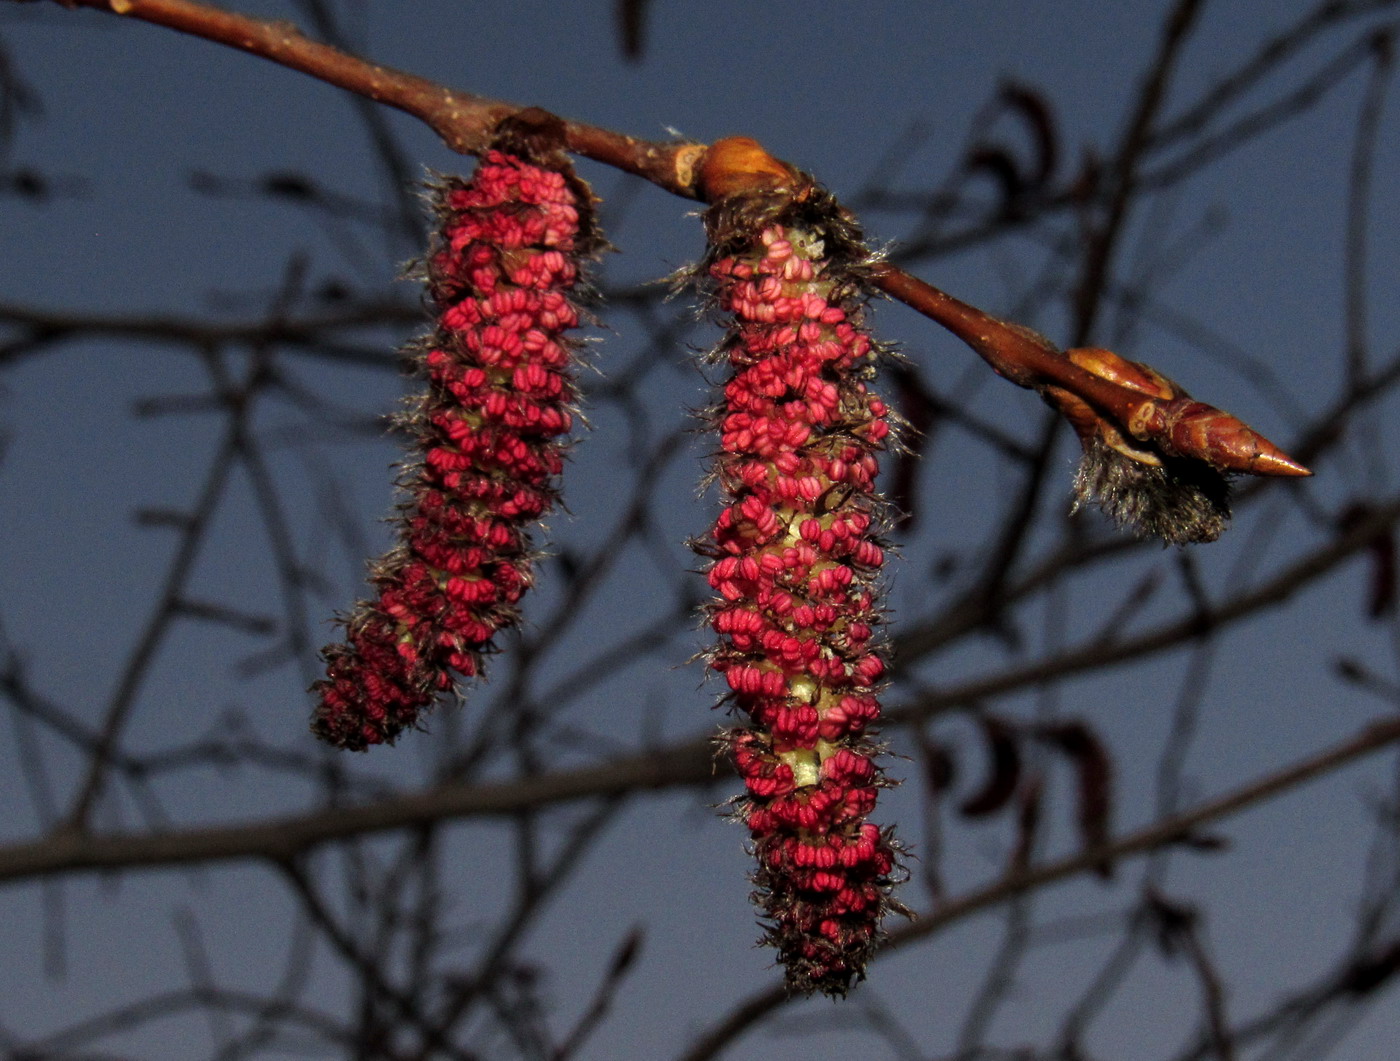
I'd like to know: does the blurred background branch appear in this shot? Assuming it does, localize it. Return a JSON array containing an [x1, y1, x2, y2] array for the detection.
[[0, 0, 1398, 1057]]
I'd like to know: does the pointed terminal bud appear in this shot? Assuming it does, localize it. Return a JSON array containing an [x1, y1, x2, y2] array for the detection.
[[1149, 398, 1312, 477], [867, 267, 1311, 542], [1060, 347, 1310, 479]]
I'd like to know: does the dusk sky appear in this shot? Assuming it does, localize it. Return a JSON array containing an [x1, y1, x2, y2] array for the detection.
[[2, 1, 1399, 1058]]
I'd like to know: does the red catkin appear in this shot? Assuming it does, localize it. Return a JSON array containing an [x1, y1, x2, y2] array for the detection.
[[312, 146, 595, 751], [696, 190, 904, 995]]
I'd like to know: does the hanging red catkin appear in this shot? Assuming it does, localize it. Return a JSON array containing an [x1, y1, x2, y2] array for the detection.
[[693, 140, 906, 996], [312, 119, 598, 751]]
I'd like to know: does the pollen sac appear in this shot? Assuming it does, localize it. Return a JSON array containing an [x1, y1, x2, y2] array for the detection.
[[1072, 438, 1232, 545], [311, 146, 597, 750], [695, 182, 905, 996]]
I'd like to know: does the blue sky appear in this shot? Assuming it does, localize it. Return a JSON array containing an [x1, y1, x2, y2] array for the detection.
[[2, 1, 1399, 1058]]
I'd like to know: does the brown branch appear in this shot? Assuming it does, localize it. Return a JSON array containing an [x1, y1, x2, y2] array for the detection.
[[0, 738, 716, 883], [871, 263, 1310, 479], [893, 493, 1400, 707], [28, 0, 1314, 495], [29, 0, 706, 196], [1344, 29, 1394, 385], [65, 0, 508, 150], [8, 2, 1397, 1055], [279, 860, 473, 1060], [0, 297, 418, 368], [16, 986, 350, 1056], [1151, 0, 1400, 149], [1072, 0, 1206, 341], [64, 404, 243, 829], [5, 494, 1396, 884]]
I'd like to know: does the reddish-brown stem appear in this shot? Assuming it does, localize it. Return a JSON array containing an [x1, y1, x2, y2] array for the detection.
[[872, 263, 1311, 478], [42, 0, 707, 195], [872, 265, 1167, 434], [59, 0, 511, 150], [874, 263, 1098, 393], [40, 0, 1310, 481]]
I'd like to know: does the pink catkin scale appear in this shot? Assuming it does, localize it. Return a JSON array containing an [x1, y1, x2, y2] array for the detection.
[[312, 133, 598, 752], [695, 175, 906, 996]]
